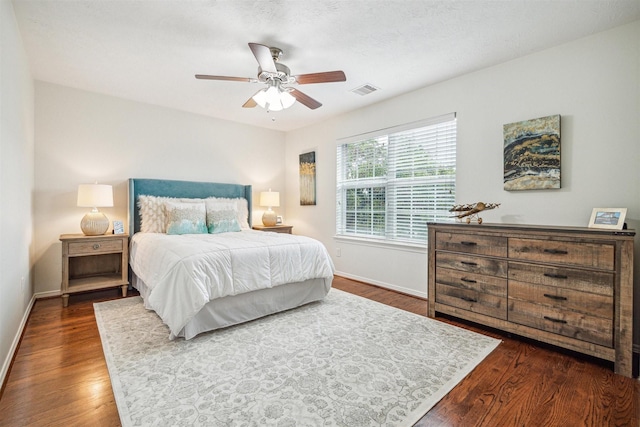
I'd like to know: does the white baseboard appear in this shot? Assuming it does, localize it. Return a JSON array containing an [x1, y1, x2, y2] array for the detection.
[[34, 290, 60, 299], [334, 271, 427, 299], [1, 294, 36, 388]]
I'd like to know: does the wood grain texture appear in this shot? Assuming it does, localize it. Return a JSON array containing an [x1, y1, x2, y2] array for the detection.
[[429, 222, 635, 377], [0, 277, 637, 426]]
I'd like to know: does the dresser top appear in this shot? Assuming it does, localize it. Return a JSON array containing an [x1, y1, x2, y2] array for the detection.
[[427, 222, 635, 237]]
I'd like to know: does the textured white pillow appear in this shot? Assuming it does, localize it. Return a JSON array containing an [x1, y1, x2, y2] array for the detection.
[[164, 200, 207, 235], [205, 200, 241, 234], [206, 197, 250, 230], [138, 195, 173, 233], [139, 195, 250, 233]]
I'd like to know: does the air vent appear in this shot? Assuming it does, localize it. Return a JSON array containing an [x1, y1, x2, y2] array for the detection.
[[351, 84, 379, 96]]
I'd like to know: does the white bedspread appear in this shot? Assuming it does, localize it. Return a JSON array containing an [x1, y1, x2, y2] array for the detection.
[[129, 230, 334, 337]]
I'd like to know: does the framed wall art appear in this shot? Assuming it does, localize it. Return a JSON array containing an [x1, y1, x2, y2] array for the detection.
[[503, 114, 560, 191], [299, 151, 316, 205], [588, 208, 627, 230]]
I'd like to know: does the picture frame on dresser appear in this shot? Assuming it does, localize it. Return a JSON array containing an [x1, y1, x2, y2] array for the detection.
[[588, 207, 627, 229]]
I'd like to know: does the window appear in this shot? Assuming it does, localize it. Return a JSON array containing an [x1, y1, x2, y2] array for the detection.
[[336, 113, 456, 245]]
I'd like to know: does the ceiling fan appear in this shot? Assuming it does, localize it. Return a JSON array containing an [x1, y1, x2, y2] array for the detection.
[[196, 43, 346, 111]]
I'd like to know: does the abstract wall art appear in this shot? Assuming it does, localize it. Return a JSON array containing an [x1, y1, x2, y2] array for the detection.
[[503, 114, 560, 191], [299, 151, 316, 205]]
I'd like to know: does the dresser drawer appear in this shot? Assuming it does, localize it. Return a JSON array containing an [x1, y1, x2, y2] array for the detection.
[[508, 280, 613, 320], [435, 232, 507, 257], [436, 252, 507, 277], [436, 267, 507, 296], [508, 238, 614, 270], [436, 281, 507, 320], [68, 239, 123, 255], [508, 299, 613, 347], [508, 262, 613, 296]]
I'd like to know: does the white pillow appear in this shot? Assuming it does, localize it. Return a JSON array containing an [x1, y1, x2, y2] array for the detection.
[[206, 197, 250, 230], [205, 200, 241, 234], [164, 200, 207, 235], [138, 195, 173, 233], [139, 194, 250, 232]]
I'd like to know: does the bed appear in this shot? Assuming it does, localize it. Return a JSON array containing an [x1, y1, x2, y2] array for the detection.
[[127, 178, 334, 340]]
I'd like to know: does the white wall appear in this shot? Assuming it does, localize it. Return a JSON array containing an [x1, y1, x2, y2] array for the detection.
[[33, 82, 286, 295], [1, 0, 35, 385], [285, 22, 640, 342]]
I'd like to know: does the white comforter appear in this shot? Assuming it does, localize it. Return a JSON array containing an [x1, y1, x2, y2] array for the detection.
[[129, 230, 335, 337]]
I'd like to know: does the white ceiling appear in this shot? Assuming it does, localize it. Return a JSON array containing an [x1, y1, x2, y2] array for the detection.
[[12, 0, 640, 132]]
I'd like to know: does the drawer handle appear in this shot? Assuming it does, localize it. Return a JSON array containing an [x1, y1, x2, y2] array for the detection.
[[92, 243, 101, 250], [544, 273, 568, 279], [460, 241, 478, 246], [461, 277, 477, 283], [544, 316, 567, 324], [543, 293, 568, 301], [543, 249, 568, 255], [460, 296, 478, 303], [460, 261, 478, 266]]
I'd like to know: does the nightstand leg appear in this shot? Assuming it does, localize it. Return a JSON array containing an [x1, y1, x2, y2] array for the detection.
[[121, 285, 128, 297], [62, 294, 69, 307]]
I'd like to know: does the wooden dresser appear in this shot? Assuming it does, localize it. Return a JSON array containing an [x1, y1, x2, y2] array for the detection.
[[427, 222, 635, 377]]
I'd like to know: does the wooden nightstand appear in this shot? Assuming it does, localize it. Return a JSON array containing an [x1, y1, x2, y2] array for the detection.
[[252, 224, 293, 234], [60, 233, 129, 307]]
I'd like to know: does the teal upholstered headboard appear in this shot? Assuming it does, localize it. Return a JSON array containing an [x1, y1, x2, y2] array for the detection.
[[128, 178, 252, 234]]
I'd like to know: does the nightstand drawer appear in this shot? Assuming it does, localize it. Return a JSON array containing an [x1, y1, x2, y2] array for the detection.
[[68, 239, 123, 255]]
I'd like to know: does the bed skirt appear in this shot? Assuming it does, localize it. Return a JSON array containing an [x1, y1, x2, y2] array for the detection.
[[132, 273, 332, 339]]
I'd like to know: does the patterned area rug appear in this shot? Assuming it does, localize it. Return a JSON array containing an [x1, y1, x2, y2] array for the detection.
[[94, 289, 500, 426]]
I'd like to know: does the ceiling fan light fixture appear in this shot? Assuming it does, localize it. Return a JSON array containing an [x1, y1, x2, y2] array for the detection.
[[252, 88, 268, 108], [265, 85, 282, 107], [280, 90, 296, 109], [251, 81, 296, 111]]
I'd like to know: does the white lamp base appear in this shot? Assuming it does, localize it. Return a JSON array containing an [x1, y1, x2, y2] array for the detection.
[[262, 209, 277, 226], [81, 211, 109, 235]]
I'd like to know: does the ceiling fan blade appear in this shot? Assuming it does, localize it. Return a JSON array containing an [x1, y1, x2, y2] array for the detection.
[[195, 74, 255, 82], [248, 43, 277, 73], [290, 89, 322, 109], [294, 71, 346, 85], [242, 96, 257, 108]]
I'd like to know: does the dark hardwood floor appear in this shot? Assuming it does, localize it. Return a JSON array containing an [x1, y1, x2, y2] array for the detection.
[[1, 276, 638, 426]]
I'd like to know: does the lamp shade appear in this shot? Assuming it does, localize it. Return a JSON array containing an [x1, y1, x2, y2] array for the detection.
[[77, 184, 113, 208], [260, 191, 280, 207]]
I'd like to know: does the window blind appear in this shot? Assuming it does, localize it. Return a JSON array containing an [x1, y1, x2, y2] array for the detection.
[[336, 113, 456, 245]]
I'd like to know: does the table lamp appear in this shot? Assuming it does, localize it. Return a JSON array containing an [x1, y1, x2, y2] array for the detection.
[[259, 189, 280, 226], [77, 183, 113, 235]]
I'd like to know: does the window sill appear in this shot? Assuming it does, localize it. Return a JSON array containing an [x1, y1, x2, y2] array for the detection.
[[333, 235, 426, 253]]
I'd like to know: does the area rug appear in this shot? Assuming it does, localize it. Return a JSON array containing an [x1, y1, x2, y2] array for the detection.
[[94, 289, 500, 426]]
